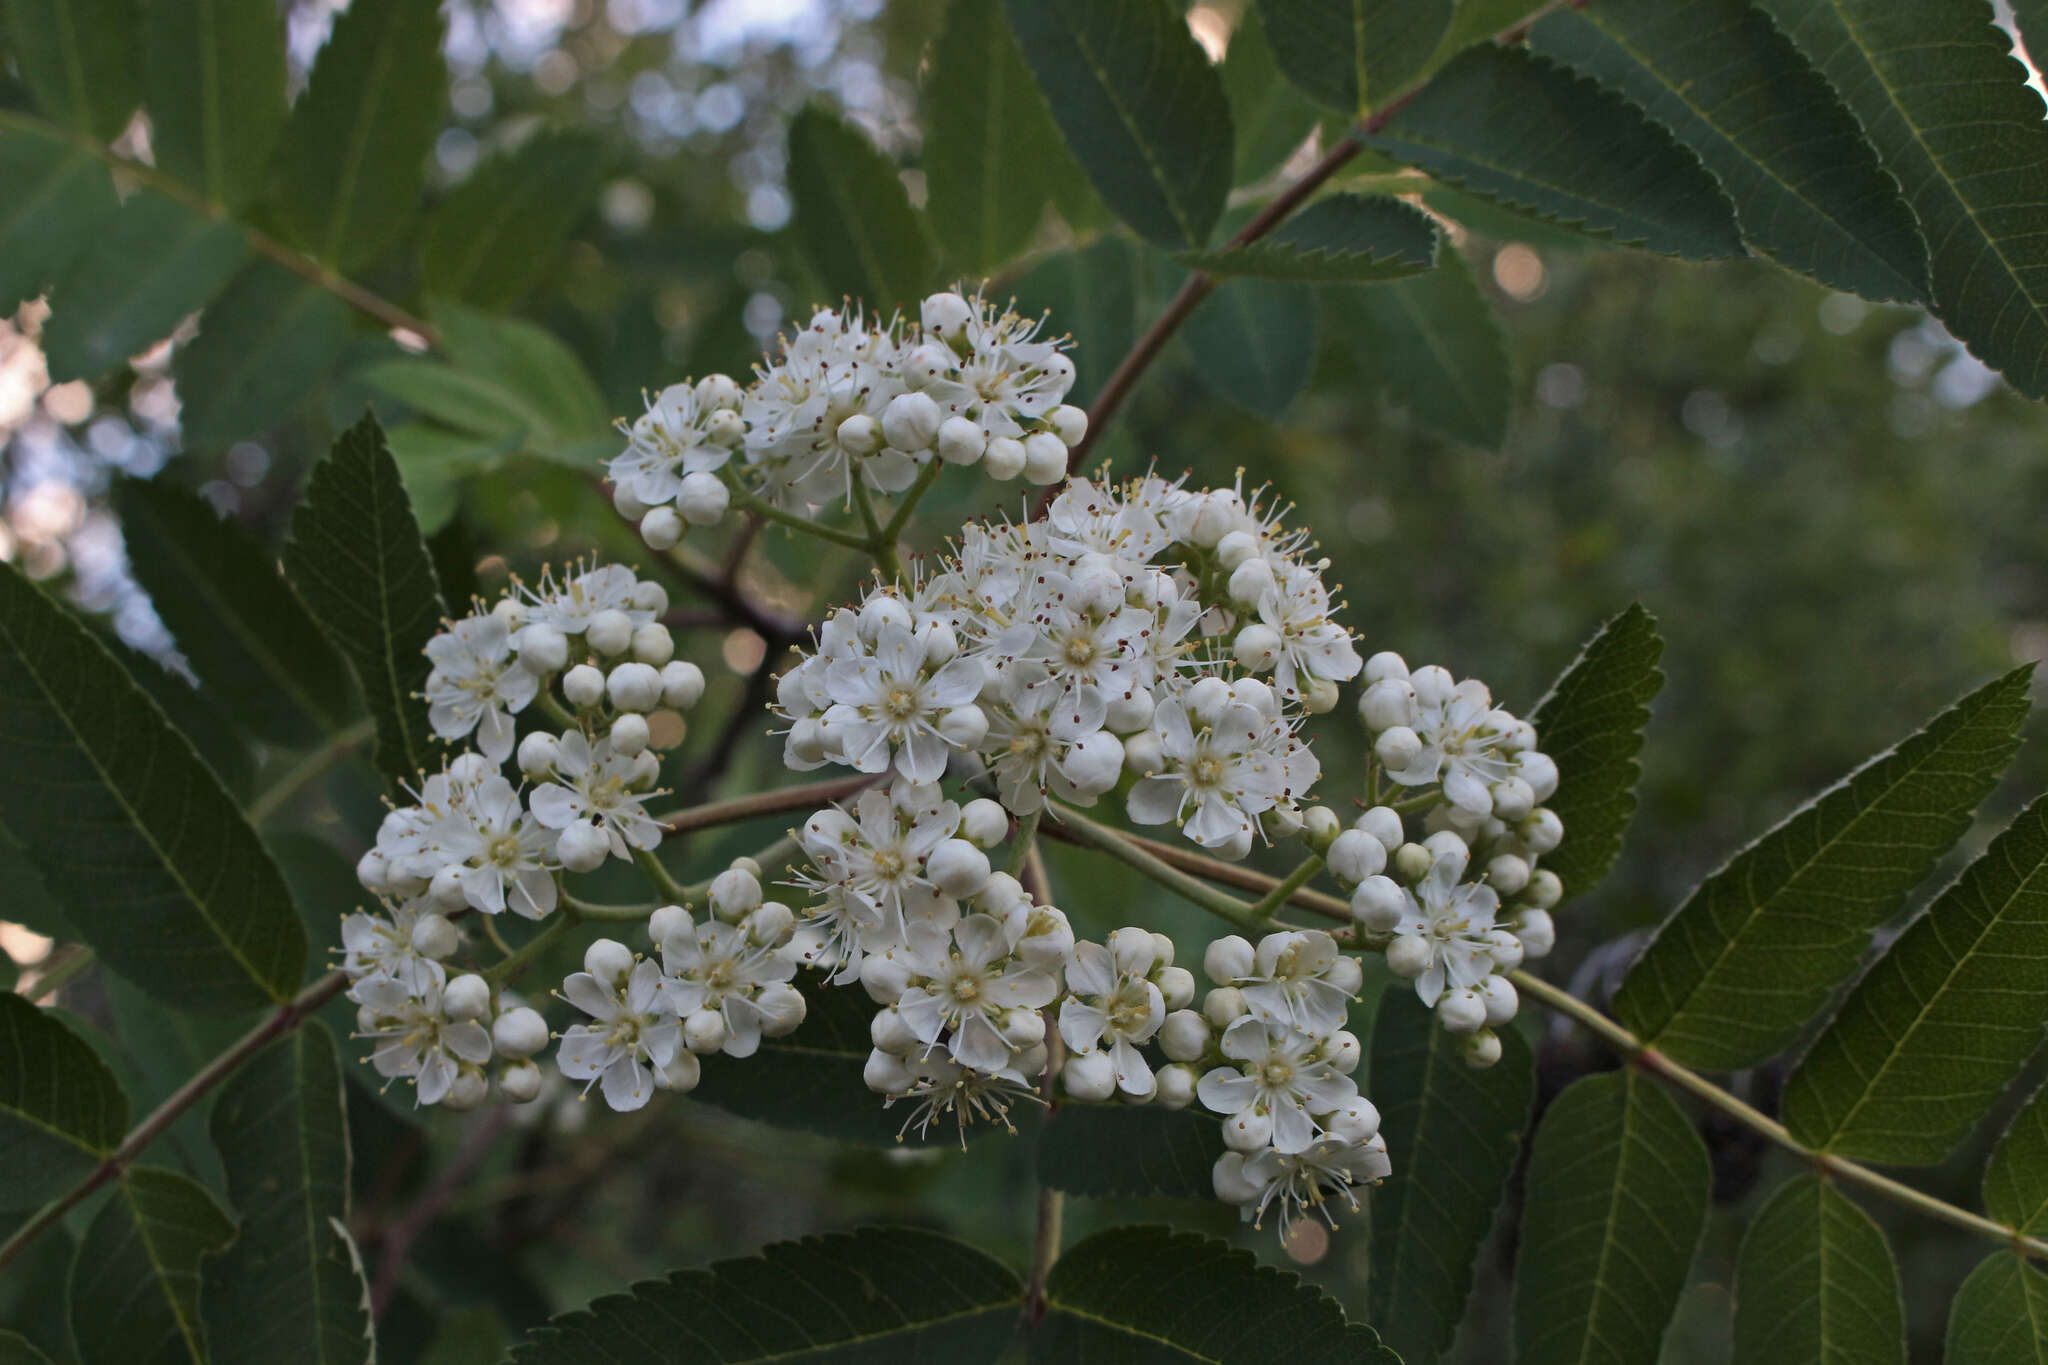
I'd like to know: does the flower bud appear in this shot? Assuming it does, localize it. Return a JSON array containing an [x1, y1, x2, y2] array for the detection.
[[557, 821, 611, 872], [1222, 1106, 1274, 1152], [1214, 825, 1255, 863], [1516, 751, 1560, 803], [1300, 677, 1341, 714], [1358, 677, 1418, 732], [959, 798, 1009, 848], [936, 416, 987, 465], [705, 407, 745, 447], [657, 1051, 703, 1092], [1375, 725, 1423, 771], [1325, 1096, 1380, 1143], [1478, 973, 1519, 1025], [696, 373, 742, 410], [493, 1006, 550, 1059], [1514, 908, 1557, 958], [677, 471, 729, 525], [864, 1047, 913, 1094], [441, 1068, 488, 1111], [612, 483, 649, 520], [870, 1006, 918, 1053], [608, 712, 651, 758], [747, 902, 796, 949], [648, 904, 689, 947], [1260, 805, 1303, 843], [1000, 1006, 1046, 1048], [1348, 875, 1407, 933], [1461, 1028, 1503, 1069], [927, 838, 992, 898], [1202, 985, 1249, 1028], [587, 609, 634, 657], [562, 664, 605, 709], [518, 624, 569, 675], [443, 973, 491, 1022], [499, 1059, 543, 1103], [1227, 557, 1277, 608], [983, 436, 1027, 480], [1060, 730, 1125, 795], [860, 954, 911, 1004], [1393, 841, 1435, 885], [1486, 854, 1531, 897], [428, 863, 468, 910], [1436, 987, 1486, 1035], [1188, 495, 1237, 547], [1157, 965, 1196, 1010], [684, 1008, 728, 1054], [1232, 623, 1281, 673], [411, 913, 459, 960], [833, 413, 881, 456], [1300, 805, 1342, 854], [1159, 1009, 1211, 1061], [881, 391, 942, 451], [607, 661, 664, 713], [1058, 1048, 1114, 1101], [1355, 805, 1405, 852], [1326, 829, 1387, 886], [1203, 934, 1254, 985], [1215, 531, 1259, 571], [709, 867, 763, 919], [1187, 676, 1234, 728], [1520, 808, 1565, 856], [1491, 776, 1536, 822], [1155, 1062, 1197, 1109], [1213, 1151, 1262, 1205], [1021, 431, 1068, 485], [755, 982, 806, 1036], [639, 505, 684, 550], [1385, 933, 1432, 979], [857, 593, 912, 639], [977, 871, 1027, 915], [584, 938, 635, 983], [632, 623, 675, 667], [921, 291, 973, 337], [1329, 955, 1364, 997], [660, 660, 706, 709], [938, 704, 988, 749], [1121, 730, 1164, 776], [1523, 866, 1563, 909]]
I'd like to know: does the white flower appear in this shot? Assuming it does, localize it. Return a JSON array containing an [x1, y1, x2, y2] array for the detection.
[[982, 666, 1108, 815], [423, 613, 538, 763], [339, 899, 447, 998], [897, 914, 1059, 1073], [916, 295, 1074, 443], [1383, 669, 1523, 814], [1196, 1015, 1357, 1154], [799, 781, 959, 938], [609, 381, 735, 506], [660, 908, 801, 1058], [354, 978, 493, 1106], [822, 624, 985, 782], [1255, 563, 1362, 701], [520, 562, 657, 637], [557, 958, 682, 1111], [885, 1052, 1043, 1145], [1226, 1137, 1392, 1233], [1126, 696, 1318, 850], [1392, 839, 1502, 1006], [1057, 937, 1165, 1095], [431, 775, 558, 918], [529, 731, 665, 856], [1235, 930, 1354, 1037]]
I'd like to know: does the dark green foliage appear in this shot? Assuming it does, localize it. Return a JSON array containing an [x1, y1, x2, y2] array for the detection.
[[1005, 0, 1234, 248], [1731, 1174, 1905, 1365], [0, 994, 126, 1210], [1220, 9, 1323, 184], [201, 1024, 373, 1365], [1255, 0, 1453, 113], [0, 127, 117, 315], [143, 0, 286, 210], [509, 1227, 1025, 1363], [1185, 278, 1317, 417], [1178, 193, 1439, 282], [1329, 246, 1511, 447], [1530, 604, 1665, 900], [283, 414, 450, 785], [4, 0, 139, 140], [419, 130, 608, 310], [1984, 1084, 2048, 1238], [785, 108, 935, 314], [69, 1166, 236, 1365], [173, 259, 353, 451], [1614, 669, 2031, 1071], [1512, 1070, 1711, 1365], [1368, 991, 1535, 1365], [1783, 792, 2048, 1163], [262, 0, 447, 269], [1761, 0, 2048, 400], [1035, 1105, 1224, 1198], [1034, 1226, 1400, 1362], [1368, 45, 1746, 259], [114, 475, 354, 747], [1944, 1254, 2048, 1365], [0, 565, 306, 1010], [1009, 235, 1138, 408], [1531, 0, 1928, 303]]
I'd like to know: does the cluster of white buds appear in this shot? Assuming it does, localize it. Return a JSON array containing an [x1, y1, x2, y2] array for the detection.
[[554, 861, 807, 1111], [608, 289, 1089, 547], [774, 472, 1361, 857]]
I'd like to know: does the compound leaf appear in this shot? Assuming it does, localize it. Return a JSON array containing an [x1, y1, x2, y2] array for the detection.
[[1331, 246, 1512, 448], [0, 993, 127, 1210], [1984, 1083, 2048, 1239], [1254, 0, 1453, 113], [4, 0, 139, 140], [69, 1166, 236, 1365], [1178, 193, 1439, 282], [1036, 1105, 1224, 1199], [173, 258, 352, 450], [0, 126, 118, 315], [144, 0, 287, 210], [1731, 1173, 1905, 1365], [419, 129, 607, 310], [1944, 1254, 2048, 1365], [785, 108, 934, 314]]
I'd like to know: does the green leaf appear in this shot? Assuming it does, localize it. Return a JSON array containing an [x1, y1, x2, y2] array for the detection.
[[784, 108, 935, 314], [1760, 0, 2048, 401], [1178, 192, 1439, 282], [1005, 0, 1235, 248], [0, 993, 126, 1210], [1186, 277, 1316, 417], [172, 257, 351, 450], [0, 1331, 54, 1365], [1529, 603, 1666, 901], [508, 1227, 1023, 1363], [1426, 0, 1550, 70], [384, 424, 516, 536], [923, 0, 1065, 276], [1511, 1069, 1711, 1365], [201, 1022, 373, 1365], [1008, 235, 1137, 409], [1366, 45, 1746, 260], [1368, 990, 1535, 1365], [1984, 1083, 2048, 1238], [1035, 1105, 1224, 1198], [69, 1166, 236, 1365], [41, 190, 247, 382], [115, 476, 355, 747], [262, 0, 446, 269], [144, 0, 286, 210], [1220, 9, 1323, 184], [360, 359, 528, 442], [3, 0, 139, 140], [1731, 1173, 1904, 1365], [1330, 245, 1512, 447], [106, 631, 255, 799], [0, 564, 306, 1010], [1527, 2, 1927, 303], [1783, 792, 2048, 1164], [690, 975, 992, 1148], [433, 301, 609, 441], [1255, 0, 1453, 113], [1944, 1254, 2048, 1365], [0, 820, 70, 940], [0, 126, 118, 315], [1034, 1226, 1399, 1362], [283, 413, 450, 785], [1613, 667, 2032, 1071], [419, 129, 607, 309]]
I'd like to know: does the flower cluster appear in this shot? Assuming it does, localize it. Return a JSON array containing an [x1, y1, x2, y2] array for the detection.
[[609, 290, 1090, 547], [775, 473, 1361, 857]]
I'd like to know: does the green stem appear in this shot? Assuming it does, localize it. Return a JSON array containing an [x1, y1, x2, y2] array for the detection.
[[719, 469, 872, 551], [1246, 854, 1324, 922], [247, 717, 378, 825], [879, 457, 945, 545], [1508, 969, 2048, 1263], [1006, 810, 1043, 877], [633, 847, 692, 905], [534, 690, 579, 731], [25, 946, 95, 1004], [560, 892, 662, 923], [1046, 804, 1263, 931], [483, 913, 578, 987]]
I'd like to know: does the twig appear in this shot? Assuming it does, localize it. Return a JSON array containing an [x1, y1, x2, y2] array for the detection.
[[0, 971, 350, 1273], [660, 773, 879, 835], [1042, 804, 1264, 930], [369, 1107, 513, 1317], [1018, 830, 1065, 1322]]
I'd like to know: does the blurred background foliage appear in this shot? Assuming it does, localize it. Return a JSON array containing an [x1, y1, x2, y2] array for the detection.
[[3, 2, 2046, 1362]]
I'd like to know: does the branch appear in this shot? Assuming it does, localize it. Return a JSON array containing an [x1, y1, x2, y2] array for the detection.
[[1041, 804, 1264, 930], [0, 970, 350, 1273], [660, 772, 879, 836]]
